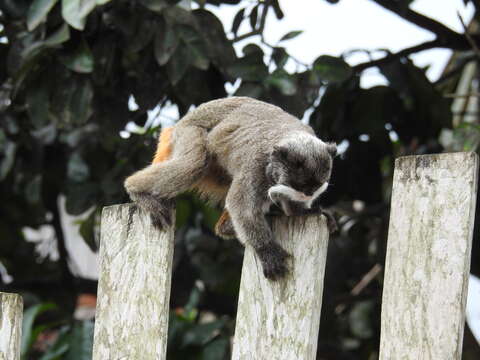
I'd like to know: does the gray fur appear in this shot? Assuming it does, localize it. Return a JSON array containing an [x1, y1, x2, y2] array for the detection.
[[124, 97, 335, 280]]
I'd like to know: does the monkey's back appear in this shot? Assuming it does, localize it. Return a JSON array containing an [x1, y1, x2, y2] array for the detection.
[[170, 97, 314, 204], [202, 97, 314, 174]]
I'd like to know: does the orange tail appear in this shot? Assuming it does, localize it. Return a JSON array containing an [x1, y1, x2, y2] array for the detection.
[[152, 127, 174, 164]]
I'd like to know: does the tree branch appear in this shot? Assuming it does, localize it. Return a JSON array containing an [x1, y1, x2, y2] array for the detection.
[[352, 39, 442, 72], [370, 0, 464, 43]]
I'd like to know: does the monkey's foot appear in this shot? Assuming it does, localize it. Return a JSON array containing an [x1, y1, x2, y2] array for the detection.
[[256, 242, 291, 281], [215, 210, 237, 239], [132, 193, 174, 230]]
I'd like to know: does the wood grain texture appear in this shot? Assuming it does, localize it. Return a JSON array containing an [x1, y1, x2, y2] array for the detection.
[[232, 215, 329, 360], [93, 204, 175, 360], [379, 153, 478, 360], [0, 292, 23, 360]]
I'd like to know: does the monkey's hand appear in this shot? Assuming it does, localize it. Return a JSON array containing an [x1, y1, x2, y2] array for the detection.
[[268, 189, 294, 216], [297, 206, 338, 234], [256, 242, 291, 280], [131, 193, 174, 230]]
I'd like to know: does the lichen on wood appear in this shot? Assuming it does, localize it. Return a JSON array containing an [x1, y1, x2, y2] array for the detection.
[[92, 203, 175, 360], [379, 152, 478, 360], [232, 215, 329, 360], [0, 292, 23, 360]]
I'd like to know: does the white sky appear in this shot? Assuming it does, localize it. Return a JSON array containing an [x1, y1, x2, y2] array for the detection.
[[207, 0, 474, 87]]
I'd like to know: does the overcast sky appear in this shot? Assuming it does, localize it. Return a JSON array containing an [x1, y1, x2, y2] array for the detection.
[[206, 0, 474, 87]]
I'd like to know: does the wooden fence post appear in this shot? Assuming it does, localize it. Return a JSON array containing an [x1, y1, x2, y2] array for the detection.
[[92, 204, 175, 360], [232, 215, 329, 360], [379, 153, 478, 359], [0, 292, 23, 360]]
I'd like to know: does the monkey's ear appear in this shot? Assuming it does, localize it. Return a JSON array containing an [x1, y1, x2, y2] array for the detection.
[[326, 142, 337, 157], [272, 146, 289, 161]]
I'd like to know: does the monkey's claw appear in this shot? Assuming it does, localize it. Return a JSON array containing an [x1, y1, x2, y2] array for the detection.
[[257, 242, 291, 281], [131, 193, 174, 231], [321, 210, 338, 234]]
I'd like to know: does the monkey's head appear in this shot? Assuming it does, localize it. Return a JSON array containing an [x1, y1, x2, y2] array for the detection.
[[266, 134, 336, 205]]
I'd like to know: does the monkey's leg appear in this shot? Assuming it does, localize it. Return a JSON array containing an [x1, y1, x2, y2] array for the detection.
[[215, 210, 236, 239], [125, 126, 208, 229], [226, 176, 290, 281]]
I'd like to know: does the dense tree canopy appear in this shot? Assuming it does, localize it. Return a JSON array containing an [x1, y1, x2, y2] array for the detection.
[[0, 0, 479, 358]]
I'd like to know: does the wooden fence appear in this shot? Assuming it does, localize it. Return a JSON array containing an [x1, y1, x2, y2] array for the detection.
[[0, 152, 478, 359]]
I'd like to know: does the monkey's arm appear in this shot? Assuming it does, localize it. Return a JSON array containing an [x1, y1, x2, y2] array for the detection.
[[267, 191, 338, 234], [226, 172, 290, 280]]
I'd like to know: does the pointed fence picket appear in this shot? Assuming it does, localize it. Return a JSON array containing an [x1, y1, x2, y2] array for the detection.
[[0, 152, 477, 360]]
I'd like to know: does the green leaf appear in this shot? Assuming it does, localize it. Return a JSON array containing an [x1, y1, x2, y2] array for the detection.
[[272, 47, 288, 68], [201, 337, 229, 360], [65, 183, 98, 215], [234, 82, 263, 98], [0, 131, 16, 180], [265, 69, 297, 96], [68, 152, 90, 182], [27, 0, 59, 31], [176, 197, 193, 228], [52, 77, 93, 127], [181, 319, 227, 347], [279, 30, 303, 42], [96, 0, 112, 4], [242, 43, 263, 56], [271, 0, 284, 19], [193, 9, 236, 69], [349, 300, 375, 339], [249, 4, 258, 30], [60, 40, 94, 73], [79, 208, 98, 251], [227, 45, 268, 81], [44, 23, 70, 46], [231, 8, 245, 36], [31, 123, 57, 145], [26, 80, 50, 129], [39, 343, 69, 360], [39, 326, 71, 360], [64, 321, 94, 360], [167, 45, 191, 85], [313, 55, 352, 83], [163, 5, 196, 25], [154, 20, 179, 66], [25, 175, 42, 204], [1, 0, 29, 18], [177, 25, 209, 70], [21, 303, 57, 359], [61, 0, 96, 30], [140, 0, 168, 12]]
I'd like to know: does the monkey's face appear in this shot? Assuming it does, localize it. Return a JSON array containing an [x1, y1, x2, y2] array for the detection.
[[267, 139, 336, 201]]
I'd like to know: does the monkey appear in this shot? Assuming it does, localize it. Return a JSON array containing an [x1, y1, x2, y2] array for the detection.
[[124, 97, 336, 280]]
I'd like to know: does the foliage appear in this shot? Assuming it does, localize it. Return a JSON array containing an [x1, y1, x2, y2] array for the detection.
[[21, 302, 93, 360], [0, 0, 479, 358]]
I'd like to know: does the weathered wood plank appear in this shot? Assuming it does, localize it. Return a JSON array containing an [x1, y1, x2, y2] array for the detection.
[[232, 215, 329, 360], [0, 292, 23, 360], [93, 204, 175, 360], [379, 152, 478, 360]]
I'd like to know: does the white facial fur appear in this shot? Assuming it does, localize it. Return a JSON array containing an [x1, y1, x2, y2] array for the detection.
[[268, 182, 329, 209]]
